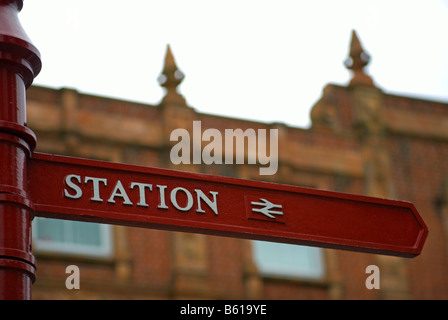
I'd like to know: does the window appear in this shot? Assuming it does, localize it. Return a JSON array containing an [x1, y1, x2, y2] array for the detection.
[[252, 241, 325, 280], [33, 217, 113, 258]]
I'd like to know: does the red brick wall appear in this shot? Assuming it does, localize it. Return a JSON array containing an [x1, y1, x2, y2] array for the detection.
[[27, 83, 448, 299]]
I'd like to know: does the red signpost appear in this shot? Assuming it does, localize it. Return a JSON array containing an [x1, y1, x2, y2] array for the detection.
[[0, 1, 428, 300], [0, 0, 41, 300]]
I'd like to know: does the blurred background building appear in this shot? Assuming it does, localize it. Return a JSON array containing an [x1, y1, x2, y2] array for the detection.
[[28, 31, 448, 299]]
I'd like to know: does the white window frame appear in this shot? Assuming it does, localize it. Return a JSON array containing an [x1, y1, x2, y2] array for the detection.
[[252, 240, 325, 280], [33, 217, 113, 258]]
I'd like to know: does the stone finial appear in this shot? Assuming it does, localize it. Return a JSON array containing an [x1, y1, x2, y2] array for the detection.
[[344, 30, 374, 86], [158, 44, 186, 106]]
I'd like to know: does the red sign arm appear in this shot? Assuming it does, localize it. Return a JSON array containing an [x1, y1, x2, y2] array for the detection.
[[29, 152, 428, 258]]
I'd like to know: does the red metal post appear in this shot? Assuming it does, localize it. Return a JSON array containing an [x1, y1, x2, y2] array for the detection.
[[0, 0, 41, 299]]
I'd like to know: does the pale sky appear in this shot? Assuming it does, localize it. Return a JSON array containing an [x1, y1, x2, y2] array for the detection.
[[20, 0, 448, 128]]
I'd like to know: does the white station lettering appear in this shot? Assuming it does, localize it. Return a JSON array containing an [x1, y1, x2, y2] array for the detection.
[[64, 174, 219, 215]]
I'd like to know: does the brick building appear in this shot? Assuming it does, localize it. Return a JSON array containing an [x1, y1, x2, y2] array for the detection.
[[28, 31, 448, 299]]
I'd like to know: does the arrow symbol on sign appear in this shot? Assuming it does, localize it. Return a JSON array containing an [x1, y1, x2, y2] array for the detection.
[[251, 198, 283, 219]]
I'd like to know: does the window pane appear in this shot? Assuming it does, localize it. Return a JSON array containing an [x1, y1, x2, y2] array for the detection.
[[33, 217, 112, 257], [71, 220, 101, 246], [253, 241, 325, 279], [35, 218, 65, 242]]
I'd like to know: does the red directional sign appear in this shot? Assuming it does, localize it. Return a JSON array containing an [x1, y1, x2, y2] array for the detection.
[[29, 152, 428, 257]]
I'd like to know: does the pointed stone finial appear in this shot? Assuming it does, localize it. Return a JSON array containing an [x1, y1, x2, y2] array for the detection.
[[158, 44, 186, 105], [344, 30, 374, 86]]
